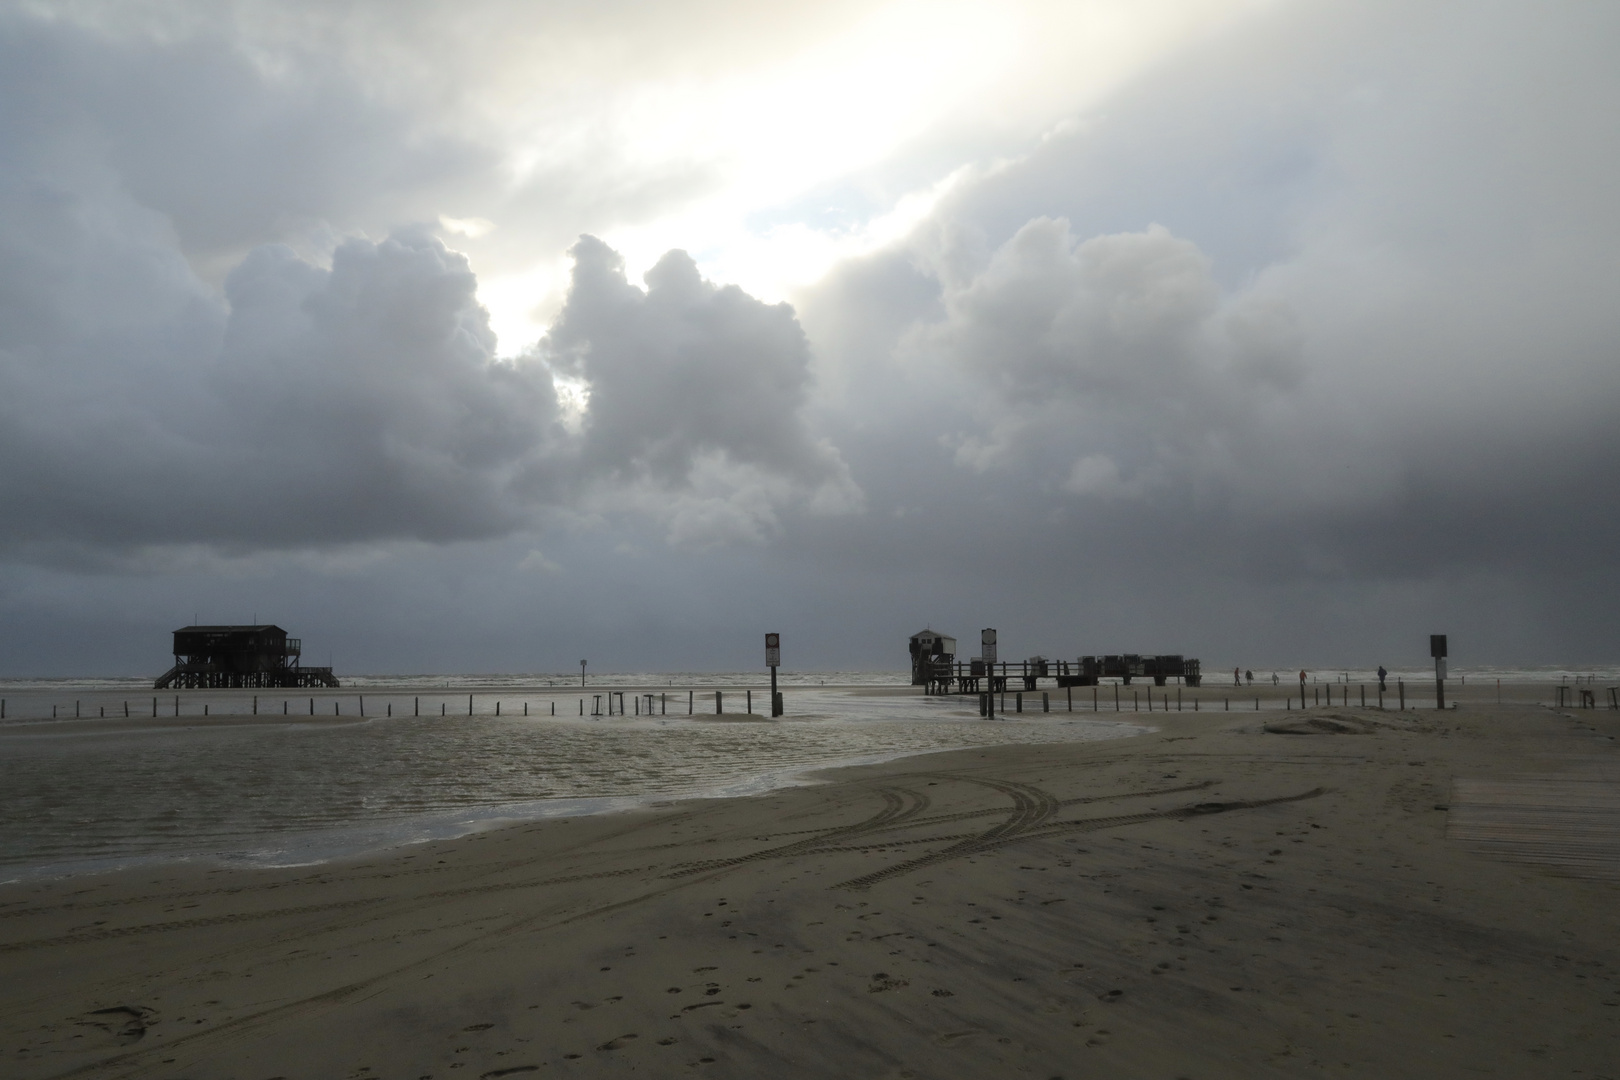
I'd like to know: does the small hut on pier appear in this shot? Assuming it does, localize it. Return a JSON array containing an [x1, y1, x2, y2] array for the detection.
[[909, 629, 957, 688], [154, 625, 340, 689]]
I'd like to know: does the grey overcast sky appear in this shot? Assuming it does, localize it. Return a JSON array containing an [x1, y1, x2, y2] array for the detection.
[[1, 0, 1616, 677]]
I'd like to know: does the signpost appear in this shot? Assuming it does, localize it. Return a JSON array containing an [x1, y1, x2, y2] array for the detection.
[[765, 633, 782, 717], [580, 660, 586, 687], [982, 628, 997, 719], [1430, 634, 1447, 710]]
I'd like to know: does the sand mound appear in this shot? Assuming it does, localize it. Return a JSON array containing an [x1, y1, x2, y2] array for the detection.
[[1263, 713, 1382, 734]]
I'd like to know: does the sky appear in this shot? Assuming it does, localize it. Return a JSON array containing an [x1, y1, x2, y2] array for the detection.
[[0, 0, 1616, 677]]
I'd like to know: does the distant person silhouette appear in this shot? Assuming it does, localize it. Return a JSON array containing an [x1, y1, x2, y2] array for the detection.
[[1234, 667, 1242, 686], [1245, 669, 1253, 686], [1272, 672, 1279, 686], [1377, 665, 1388, 692]]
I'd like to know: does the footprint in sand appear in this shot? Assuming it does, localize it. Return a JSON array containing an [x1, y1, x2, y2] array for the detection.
[[76, 1005, 154, 1046], [596, 1034, 638, 1051]]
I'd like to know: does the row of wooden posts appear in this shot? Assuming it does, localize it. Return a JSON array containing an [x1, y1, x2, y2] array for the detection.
[[13, 681, 1614, 721], [0, 689, 754, 720], [977, 679, 1441, 714]]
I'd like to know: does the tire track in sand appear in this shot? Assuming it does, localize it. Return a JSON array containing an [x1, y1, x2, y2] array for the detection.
[[833, 786, 1327, 889]]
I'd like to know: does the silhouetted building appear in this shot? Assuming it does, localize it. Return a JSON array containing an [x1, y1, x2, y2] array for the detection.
[[155, 625, 339, 689], [909, 628, 957, 687]]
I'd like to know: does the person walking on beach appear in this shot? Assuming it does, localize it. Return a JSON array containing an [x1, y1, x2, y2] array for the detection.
[[1245, 669, 1253, 686], [1377, 665, 1388, 692], [1299, 670, 1308, 695], [1272, 672, 1279, 686], [1234, 667, 1242, 686]]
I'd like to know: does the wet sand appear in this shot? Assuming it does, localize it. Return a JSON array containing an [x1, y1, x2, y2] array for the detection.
[[3, 698, 1618, 1078]]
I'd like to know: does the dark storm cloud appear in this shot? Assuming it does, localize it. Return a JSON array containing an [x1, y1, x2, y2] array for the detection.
[[0, 201, 866, 561], [542, 237, 860, 544], [793, 0, 1620, 601], [0, 221, 564, 559], [0, 9, 488, 276]]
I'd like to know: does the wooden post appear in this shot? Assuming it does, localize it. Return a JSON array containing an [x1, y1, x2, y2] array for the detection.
[[388, 703, 392, 717], [360, 695, 365, 716], [495, 701, 500, 716], [415, 697, 419, 716], [747, 690, 751, 713], [689, 690, 694, 715], [1016, 692, 1022, 713], [1042, 691, 1049, 713], [716, 690, 723, 715], [253, 695, 257, 715], [469, 694, 473, 716], [1399, 679, 1405, 710]]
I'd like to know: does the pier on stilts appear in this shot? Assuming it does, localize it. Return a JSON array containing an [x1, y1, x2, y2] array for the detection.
[[911, 629, 1201, 695]]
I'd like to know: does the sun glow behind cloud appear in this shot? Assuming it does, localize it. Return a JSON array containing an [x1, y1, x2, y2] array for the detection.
[[473, 0, 1273, 356]]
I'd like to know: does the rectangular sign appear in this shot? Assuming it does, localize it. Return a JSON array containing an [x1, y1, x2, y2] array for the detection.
[[981, 627, 997, 664], [765, 632, 780, 668], [1430, 634, 1447, 658]]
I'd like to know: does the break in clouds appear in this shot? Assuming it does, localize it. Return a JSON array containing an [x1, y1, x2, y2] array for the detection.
[[1, 0, 1618, 670]]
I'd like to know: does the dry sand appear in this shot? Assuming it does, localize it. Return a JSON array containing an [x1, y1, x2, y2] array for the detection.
[[3, 698, 1619, 1078]]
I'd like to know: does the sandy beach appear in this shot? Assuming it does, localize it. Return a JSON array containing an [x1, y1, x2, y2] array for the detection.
[[3, 695, 1618, 1078]]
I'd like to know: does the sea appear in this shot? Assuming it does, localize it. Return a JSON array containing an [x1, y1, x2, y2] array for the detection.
[[2, 665, 1611, 884], [0, 672, 1147, 883]]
